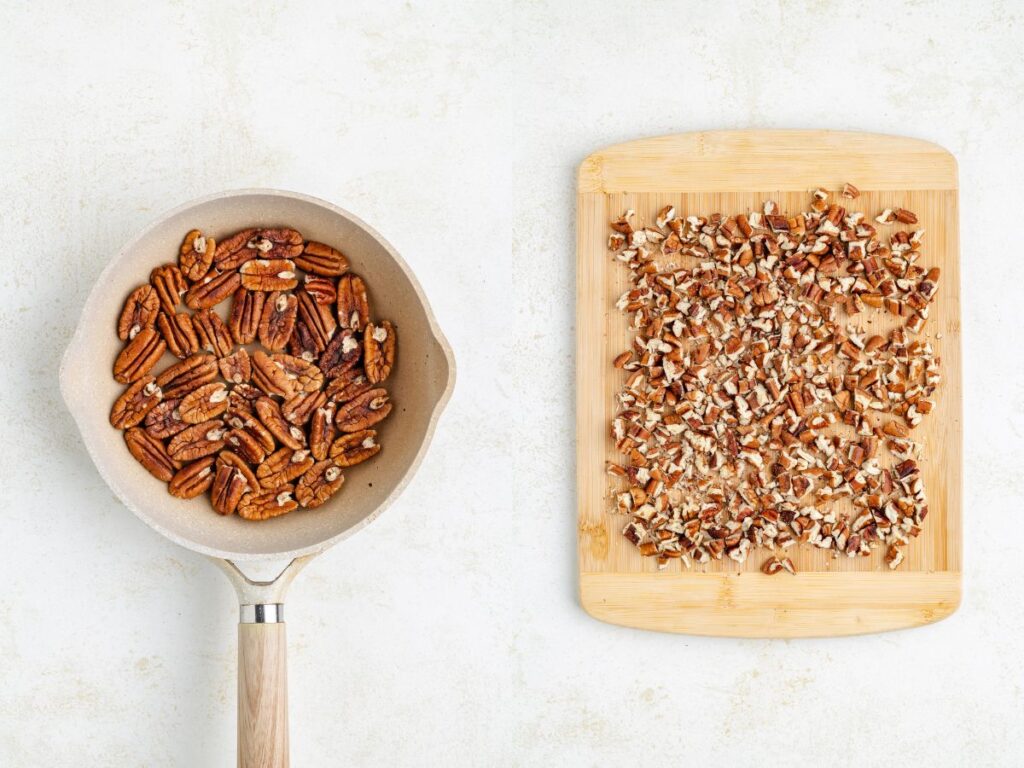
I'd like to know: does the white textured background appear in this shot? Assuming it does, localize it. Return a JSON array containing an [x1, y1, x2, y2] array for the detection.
[[2, 0, 1022, 765]]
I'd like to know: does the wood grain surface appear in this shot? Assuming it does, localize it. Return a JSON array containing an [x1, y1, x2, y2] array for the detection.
[[577, 131, 961, 637], [238, 623, 289, 768]]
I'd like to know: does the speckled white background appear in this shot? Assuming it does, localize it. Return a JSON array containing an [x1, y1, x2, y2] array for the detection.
[[1, 0, 1021, 765]]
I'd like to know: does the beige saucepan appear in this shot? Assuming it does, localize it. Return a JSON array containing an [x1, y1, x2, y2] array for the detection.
[[60, 189, 455, 767]]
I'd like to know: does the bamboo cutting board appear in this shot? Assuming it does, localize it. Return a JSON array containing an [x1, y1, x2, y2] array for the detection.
[[577, 131, 961, 637]]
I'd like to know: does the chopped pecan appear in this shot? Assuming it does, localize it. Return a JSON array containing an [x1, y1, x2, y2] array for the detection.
[[295, 241, 349, 276], [157, 311, 201, 358], [270, 353, 323, 393], [334, 388, 391, 432], [110, 377, 163, 429], [219, 348, 252, 385], [329, 429, 380, 467], [336, 274, 370, 331], [156, 354, 219, 399], [364, 321, 395, 383], [117, 284, 160, 341], [255, 396, 306, 449], [179, 229, 216, 282], [184, 269, 241, 310], [319, 329, 361, 379], [144, 398, 188, 439], [282, 390, 327, 426], [150, 264, 188, 314], [113, 327, 166, 384], [303, 275, 337, 305], [124, 427, 180, 481], [256, 447, 314, 490], [894, 208, 918, 225], [295, 461, 345, 509], [178, 382, 229, 424], [251, 349, 298, 398], [168, 457, 216, 498], [237, 486, 299, 520], [258, 291, 297, 351], [841, 182, 860, 199], [228, 287, 265, 345], [192, 309, 234, 357], [240, 259, 298, 292], [309, 402, 336, 460], [167, 419, 226, 461]]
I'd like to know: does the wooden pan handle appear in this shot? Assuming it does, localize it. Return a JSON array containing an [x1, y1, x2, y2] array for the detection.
[[238, 622, 289, 768]]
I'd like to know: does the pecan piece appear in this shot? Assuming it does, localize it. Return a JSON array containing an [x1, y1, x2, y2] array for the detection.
[[319, 328, 361, 378], [336, 274, 370, 331], [168, 457, 215, 499], [271, 353, 323, 393], [213, 228, 258, 271], [296, 289, 337, 352], [325, 368, 372, 404], [364, 321, 396, 383], [179, 382, 229, 424], [192, 309, 233, 357], [334, 388, 392, 432], [157, 311, 201, 358], [113, 327, 166, 384], [295, 241, 348, 276], [228, 287, 265, 345], [124, 427, 180, 481], [295, 461, 345, 509], [219, 348, 252, 385], [117, 284, 159, 341], [150, 264, 188, 314], [251, 350, 298, 398], [303, 275, 337, 305], [329, 429, 380, 467], [156, 354, 219, 399], [282, 390, 327, 426], [237, 486, 299, 521], [144, 398, 188, 439], [240, 259, 298, 292], [167, 419, 226, 461], [309, 402, 336, 461], [894, 208, 918, 225], [256, 447, 314, 490], [179, 229, 216, 282], [255, 396, 306, 449], [110, 376, 163, 429], [258, 292, 297, 351], [184, 269, 241, 310]]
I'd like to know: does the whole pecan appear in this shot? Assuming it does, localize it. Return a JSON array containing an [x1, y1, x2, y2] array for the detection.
[[179, 382, 229, 424], [251, 350, 298, 398], [255, 396, 306, 450], [219, 348, 252, 385], [156, 354, 219, 399], [282, 390, 327, 426], [271, 353, 323, 393], [320, 329, 362, 379], [238, 486, 299, 520], [258, 292, 297, 351], [168, 457, 216, 499], [336, 274, 370, 331], [334, 388, 391, 432], [295, 241, 348, 276], [228, 287, 265, 345], [157, 311, 201, 358], [125, 427, 180, 481], [184, 269, 241, 310], [110, 377, 163, 429], [144, 398, 188, 439], [256, 447, 314, 490], [240, 259, 298, 292], [150, 264, 188, 314], [113, 327, 166, 384], [309, 402, 336, 461], [329, 429, 380, 467], [167, 419, 227, 462], [117, 284, 160, 341], [179, 229, 216, 282], [303, 275, 337, 305], [193, 309, 234, 357], [295, 461, 344, 509], [213, 228, 258, 271], [364, 321, 395, 383], [325, 368, 372, 404]]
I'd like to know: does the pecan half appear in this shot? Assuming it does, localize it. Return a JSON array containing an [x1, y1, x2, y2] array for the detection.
[[167, 419, 226, 461], [295, 461, 345, 509], [110, 377, 163, 429], [157, 311, 201, 358], [156, 354, 219, 399], [179, 382, 229, 424], [255, 396, 306, 449], [287, 317, 321, 362], [238, 486, 299, 520], [296, 290, 336, 352], [228, 287, 265, 345], [240, 259, 298, 292], [124, 427, 180, 481], [325, 368, 372, 403], [150, 264, 188, 314], [192, 309, 234, 357], [271, 353, 323, 393], [303, 276, 337, 305], [144, 398, 188, 439], [282, 390, 327, 426], [258, 291, 297, 351], [213, 228, 258, 271], [334, 388, 392, 432], [227, 383, 262, 418], [218, 449, 260, 493], [320, 329, 361, 379], [251, 349, 298, 398], [328, 429, 380, 467], [295, 241, 348, 276], [224, 413, 275, 464], [184, 269, 241, 310], [211, 462, 248, 515], [168, 457, 216, 498], [309, 402, 336, 460], [336, 274, 370, 331], [117, 284, 159, 341], [113, 327, 166, 384], [179, 229, 216, 282], [364, 321, 395, 383], [249, 228, 304, 260], [219, 348, 252, 385], [256, 447, 314, 490]]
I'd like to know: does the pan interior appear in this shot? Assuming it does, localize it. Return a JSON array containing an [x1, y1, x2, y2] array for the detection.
[[62, 191, 453, 561]]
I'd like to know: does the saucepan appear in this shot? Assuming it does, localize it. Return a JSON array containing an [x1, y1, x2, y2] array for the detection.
[[60, 189, 455, 766]]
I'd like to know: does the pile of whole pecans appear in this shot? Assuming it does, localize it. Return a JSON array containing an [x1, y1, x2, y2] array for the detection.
[[109, 227, 396, 520], [607, 187, 941, 573]]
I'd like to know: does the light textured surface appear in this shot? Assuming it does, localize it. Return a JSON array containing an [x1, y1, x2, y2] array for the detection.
[[0, 1, 1021, 765]]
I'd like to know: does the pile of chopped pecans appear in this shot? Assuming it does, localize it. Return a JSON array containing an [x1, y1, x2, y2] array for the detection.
[[606, 186, 941, 573]]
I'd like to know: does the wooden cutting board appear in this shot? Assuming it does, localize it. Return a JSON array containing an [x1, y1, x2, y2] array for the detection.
[[576, 131, 961, 637]]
